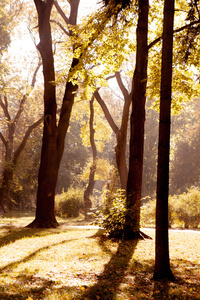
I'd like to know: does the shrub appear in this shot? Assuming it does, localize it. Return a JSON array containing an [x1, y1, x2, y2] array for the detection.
[[55, 188, 84, 218], [141, 187, 200, 228], [141, 197, 175, 228], [140, 199, 156, 227], [99, 189, 126, 238], [171, 187, 200, 228]]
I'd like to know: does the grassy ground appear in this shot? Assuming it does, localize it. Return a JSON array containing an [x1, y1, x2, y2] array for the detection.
[[0, 212, 199, 300]]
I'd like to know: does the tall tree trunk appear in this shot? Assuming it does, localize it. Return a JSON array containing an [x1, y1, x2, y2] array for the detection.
[[153, 0, 175, 281], [28, 0, 79, 228], [84, 96, 97, 216], [28, 0, 58, 228], [124, 0, 149, 239]]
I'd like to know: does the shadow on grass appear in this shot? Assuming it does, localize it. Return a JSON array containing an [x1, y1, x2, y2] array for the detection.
[[127, 259, 200, 299], [0, 222, 87, 248], [79, 236, 138, 300], [0, 273, 80, 300], [0, 236, 80, 273]]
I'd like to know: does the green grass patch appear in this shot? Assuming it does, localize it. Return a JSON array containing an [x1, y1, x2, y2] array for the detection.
[[0, 213, 199, 299]]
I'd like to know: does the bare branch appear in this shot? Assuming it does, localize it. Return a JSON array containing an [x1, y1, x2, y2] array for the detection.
[[0, 132, 7, 147], [0, 95, 11, 122], [115, 71, 129, 100], [94, 90, 119, 134], [50, 19, 69, 36], [54, 0, 69, 26], [31, 60, 42, 87], [13, 116, 43, 165], [13, 94, 26, 126]]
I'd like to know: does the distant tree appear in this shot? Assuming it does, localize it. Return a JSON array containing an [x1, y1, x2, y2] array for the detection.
[[170, 98, 200, 194], [153, 0, 175, 281], [142, 107, 159, 198], [0, 1, 11, 55], [0, 59, 43, 212], [83, 96, 97, 215]]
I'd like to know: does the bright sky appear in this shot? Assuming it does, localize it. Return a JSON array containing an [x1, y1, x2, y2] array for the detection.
[[6, 0, 100, 79]]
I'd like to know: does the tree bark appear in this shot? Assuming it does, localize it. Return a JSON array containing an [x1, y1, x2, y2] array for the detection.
[[153, 0, 175, 281], [124, 0, 149, 239]]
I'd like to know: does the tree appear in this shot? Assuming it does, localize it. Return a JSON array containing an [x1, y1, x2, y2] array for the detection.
[[142, 106, 159, 198], [83, 96, 97, 215], [0, 0, 11, 56], [94, 71, 131, 190], [153, 0, 175, 281], [0, 57, 43, 212], [27, 0, 80, 228], [170, 98, 200, 194], [124, 0, 149, 239]]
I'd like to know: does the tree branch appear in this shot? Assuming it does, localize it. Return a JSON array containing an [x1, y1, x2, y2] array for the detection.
[[13, 94, 26, 126], [0, 132, 7, 147], [50, 19, 69, 36], [0, 95, 11, 122], [31, 59, 42, 87], [54, 0, 69, 26], [94, 90, 119, 134], [148, 19, 200, 50], [115, 71, 129, 100], [13, 116, 43, 165]]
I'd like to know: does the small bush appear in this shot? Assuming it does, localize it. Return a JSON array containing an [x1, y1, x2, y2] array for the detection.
[[171, 187, 200, 228], [99, 189, 126, 238], [55, 188, 84, 218], [141, 187, 200, 228], [140, 199, 156, 227]]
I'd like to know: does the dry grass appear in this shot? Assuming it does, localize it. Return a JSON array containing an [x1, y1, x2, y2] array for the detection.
[[0, 212, 199, 299]]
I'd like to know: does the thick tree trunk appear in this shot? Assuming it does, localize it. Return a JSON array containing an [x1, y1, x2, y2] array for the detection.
[[28, 0, 79, 228], [84, 97, 97, 216], [27, 0, 58, 228], [153, 0, 175, 281], [124, 0, 149, 239]]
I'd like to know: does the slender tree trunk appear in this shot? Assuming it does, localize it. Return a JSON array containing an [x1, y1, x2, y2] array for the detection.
[[153, 0, 175, 281], [94, 74, 131, 191], [0, 167, 12, 212], [84, 96, 97, 216], [115, 72, 131, 190], [124, 0, 149, 239]]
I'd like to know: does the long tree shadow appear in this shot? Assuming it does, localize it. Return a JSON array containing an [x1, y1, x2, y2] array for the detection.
[[0, 222, 82, 248], [0, 227, 49, 248], [0, 236, 80, 273], [80, 237, 138, 300]]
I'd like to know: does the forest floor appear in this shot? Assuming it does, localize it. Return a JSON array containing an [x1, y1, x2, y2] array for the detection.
[[0, 212, 199, 300]]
